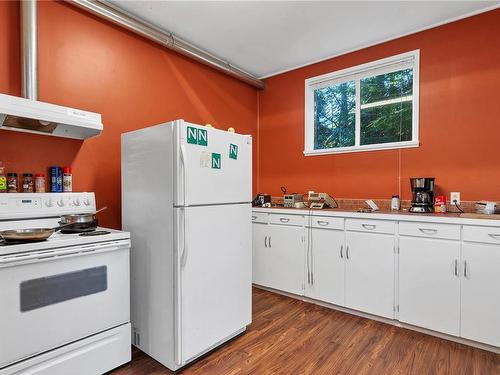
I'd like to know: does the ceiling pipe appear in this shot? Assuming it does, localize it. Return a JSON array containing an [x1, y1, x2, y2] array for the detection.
[[20, 0, 38, 100], [66, 0, 265, 90]]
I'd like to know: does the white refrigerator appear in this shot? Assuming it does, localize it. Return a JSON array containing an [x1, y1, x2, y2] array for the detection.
[[121, 119, 252, 371]]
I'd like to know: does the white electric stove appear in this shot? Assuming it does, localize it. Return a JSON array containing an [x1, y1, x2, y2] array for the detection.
[[0, 193, 131, 375]]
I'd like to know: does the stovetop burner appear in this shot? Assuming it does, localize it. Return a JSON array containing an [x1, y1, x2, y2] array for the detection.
[[0, 239, 46, 246]]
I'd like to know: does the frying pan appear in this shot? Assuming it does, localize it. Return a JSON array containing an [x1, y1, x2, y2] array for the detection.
[[0, 223, 72, 243]]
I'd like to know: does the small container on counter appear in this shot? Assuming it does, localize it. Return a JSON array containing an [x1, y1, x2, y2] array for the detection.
[[391, 194, 400, 210], [63, 166, 72, 192], [435, 196, 447, 213], [7, 173, 18, 193], [22, 173, 34, 193], [0, 161, 6, 193], [35, 173, 46, 193]]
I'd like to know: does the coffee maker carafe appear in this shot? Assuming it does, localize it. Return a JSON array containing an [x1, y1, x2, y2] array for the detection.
[[409, 177, 435, 213]]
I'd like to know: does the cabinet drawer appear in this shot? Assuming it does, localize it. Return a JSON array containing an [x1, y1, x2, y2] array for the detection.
[[251, 212, 268, 224], [346, 219, 395, 234], [463, 225, 500, 244], [269, 214, 304, 227], [309, 216, 344, 230], [399, 222, 460, 240]]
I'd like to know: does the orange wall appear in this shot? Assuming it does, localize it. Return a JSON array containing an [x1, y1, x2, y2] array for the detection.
[[258, 9, 500, 202], [0, 1, 258, 229]]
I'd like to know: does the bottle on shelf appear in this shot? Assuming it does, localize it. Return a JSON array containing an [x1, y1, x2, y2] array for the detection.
[[63, 166, 72, 192], [7, 173, 18, 193], [35, 173, 46, 193], [23, 173, 34, 193], [0, 161, 6, 193]]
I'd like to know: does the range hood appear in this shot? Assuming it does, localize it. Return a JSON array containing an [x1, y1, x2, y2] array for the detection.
[[0, 93, 103, 140], [0, 1, 103, 140]]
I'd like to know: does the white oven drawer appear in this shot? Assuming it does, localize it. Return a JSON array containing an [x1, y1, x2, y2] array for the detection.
[[0, 240, 130, 368], [269, 213, 304, 226], [399, 222, 460, 240], [346, 219, 395, 234], [309, 216, 344, 230]]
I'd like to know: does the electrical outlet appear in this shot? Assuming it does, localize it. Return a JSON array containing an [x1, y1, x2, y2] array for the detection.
[[450, 192, 461, 205]]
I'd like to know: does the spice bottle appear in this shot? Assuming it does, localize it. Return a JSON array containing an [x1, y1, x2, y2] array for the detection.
[[23, 173, 34, 193], [0, 161, 6, 193], [7, 173, 18, 193], [35, 173, 46, 193], [63, 166, 72, 192]]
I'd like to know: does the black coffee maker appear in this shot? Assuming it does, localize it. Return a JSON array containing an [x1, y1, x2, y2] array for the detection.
[[409, 177, 435, 213]]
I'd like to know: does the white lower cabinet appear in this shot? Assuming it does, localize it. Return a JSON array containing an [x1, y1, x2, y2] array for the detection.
[[251, 221, 304, 295], [398, 237, 461, 336], [305, 227, 345, 306], [461, 242, 500, 347], [345, 231, 395, 319]]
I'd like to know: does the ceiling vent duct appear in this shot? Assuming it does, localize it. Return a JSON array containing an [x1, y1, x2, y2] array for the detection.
[[0, 0, 103, 140]]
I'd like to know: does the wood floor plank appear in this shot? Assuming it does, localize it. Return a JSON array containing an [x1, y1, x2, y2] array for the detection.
[[110, 288, 500, 374]]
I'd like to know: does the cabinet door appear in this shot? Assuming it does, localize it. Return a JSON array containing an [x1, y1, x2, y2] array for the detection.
[[265, 224, 305, 295], [399, 237, 460, 336], [306, 228, 345, 306], [345, 232, 394, 318], [252, 223, 269, 287], [461, 242, 500, 347]]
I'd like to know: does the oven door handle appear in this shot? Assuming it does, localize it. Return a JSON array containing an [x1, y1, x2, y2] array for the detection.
[[0, 240, 130, 266]]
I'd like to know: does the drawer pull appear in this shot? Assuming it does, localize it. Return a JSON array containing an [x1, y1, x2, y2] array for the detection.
[[418, 228, 438, 234], [317, 220, 329, 226], [362, 224, 376, 230], [252, 215, 257, 220], [279, 218, 290, 223], [488, 234, 500, 240]]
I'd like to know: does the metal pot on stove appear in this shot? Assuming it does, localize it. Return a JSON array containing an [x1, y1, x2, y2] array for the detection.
[[58, 207, 107, 233]]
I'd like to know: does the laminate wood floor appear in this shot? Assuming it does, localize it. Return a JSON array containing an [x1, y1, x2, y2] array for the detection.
[[111, 287, 500, 375]]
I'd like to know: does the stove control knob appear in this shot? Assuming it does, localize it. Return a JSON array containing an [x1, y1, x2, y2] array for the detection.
[[45, 199, 53, 207], [73, 199, 81, 207], [83, 198, 91, 206], [57, 199, 65, 207]]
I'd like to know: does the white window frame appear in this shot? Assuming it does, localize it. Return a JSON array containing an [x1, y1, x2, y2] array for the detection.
[[304, 50, 420, 156]]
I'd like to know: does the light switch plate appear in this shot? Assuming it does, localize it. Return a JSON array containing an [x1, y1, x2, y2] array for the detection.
[[450, 192, 461, 205]]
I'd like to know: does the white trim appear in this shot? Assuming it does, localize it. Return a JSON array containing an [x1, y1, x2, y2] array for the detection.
[[304, 50, 419, 156], [260, 4, 500, 79]]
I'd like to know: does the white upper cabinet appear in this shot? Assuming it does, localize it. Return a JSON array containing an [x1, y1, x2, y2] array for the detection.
[[399, 236, 461, 336], [344, 231, 395, 319]]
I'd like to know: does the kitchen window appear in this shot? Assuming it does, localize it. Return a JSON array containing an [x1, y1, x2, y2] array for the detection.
[[304, 50, 419, 155]]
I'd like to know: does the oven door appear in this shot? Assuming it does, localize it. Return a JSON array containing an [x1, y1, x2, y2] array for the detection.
[[0, 240, 130, 369]]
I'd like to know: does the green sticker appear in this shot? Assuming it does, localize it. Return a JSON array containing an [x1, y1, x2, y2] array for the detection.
[[229, 144, 238, 160], [211, 153, 221, 169], [187, 126, 197, 144], [197, 128, 208, 146], [186, 126, 208, 146]]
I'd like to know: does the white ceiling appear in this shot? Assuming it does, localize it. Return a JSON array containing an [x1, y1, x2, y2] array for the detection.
[[111, 1, 500, 78]]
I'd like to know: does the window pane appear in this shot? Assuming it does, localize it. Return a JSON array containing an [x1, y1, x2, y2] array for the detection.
[[360, 101, 412, 145], [314, 81, 355, 149], [361, 69, 413, 105]]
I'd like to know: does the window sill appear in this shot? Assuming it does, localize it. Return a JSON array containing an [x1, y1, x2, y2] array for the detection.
[[303, 141, 419, 156]]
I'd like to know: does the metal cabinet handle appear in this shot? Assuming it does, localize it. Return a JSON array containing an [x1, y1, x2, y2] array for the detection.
[[264, 236, 268, 248], [346, 246, 350, 260], [454, 259, 458, 277], [279, 217, 290, 223], [419, 228, 438, 234], [317, 220, 329, 226], [252, 215, 257, 221], [269, 236, 272, 248], [340, 244, 344, 259], [464, 260, 468, 278], [362, 224, 376, 230]]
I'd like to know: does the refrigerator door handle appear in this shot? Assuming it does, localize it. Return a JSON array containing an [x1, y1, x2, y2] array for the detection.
[[181, 209, 188, 267], [180, 144, 187, 206]]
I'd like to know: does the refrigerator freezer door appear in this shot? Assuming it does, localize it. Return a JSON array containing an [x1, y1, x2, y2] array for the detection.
[[175, 204, 252, 365], [174, 121, 252, 206]]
